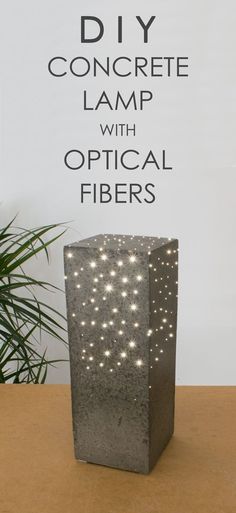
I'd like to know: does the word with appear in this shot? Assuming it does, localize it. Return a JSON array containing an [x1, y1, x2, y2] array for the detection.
[[100, 124, 136, 136]]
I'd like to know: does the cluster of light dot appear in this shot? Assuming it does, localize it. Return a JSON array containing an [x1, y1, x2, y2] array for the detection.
[[148, 244, 178, 378], [67, 234, 172, 253], [65, 235, 178, 378]]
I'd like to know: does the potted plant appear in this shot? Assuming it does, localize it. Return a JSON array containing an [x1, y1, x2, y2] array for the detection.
[[0, 217, 67, 383]]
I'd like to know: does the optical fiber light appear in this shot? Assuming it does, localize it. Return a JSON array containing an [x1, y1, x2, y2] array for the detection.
[[64, 234, 178, 474]]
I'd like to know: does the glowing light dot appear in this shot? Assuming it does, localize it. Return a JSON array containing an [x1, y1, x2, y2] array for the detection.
[[86, 366, 90, 370], [129, 255, 136, 263], [121, 320, 126, 325], [90, 298, 95, 303], [133, 290, 138, 295], [64, 276, 67, 280], [90, 343, 94, 347], [102, 323, 108, 329], [122, 277, 128, 284], [117, 362, 121, 366], [121, 291, 127, 298], [112, 308, 118, 313], [169, 333, 174, 338], [101, 254, 108, 261], [89, 356, 93, 361], [95, 307, 99, 311], [90, 262, 96, 268], [91, 321, 96, 326], [167, 249, 172, 255], [129, 341, 136, 348], [121, 352, 127, 359], [76, 284, 81, 289], [105, 284, 113, 293], [82, 349, 86, 353], [110, 369, 113, 373], [74, 271, 78, 276], [72, 313, 76, 317], [136, 359, 143, 367], [109, 321, 114, 326], [117, 261, 123, 267], [136, 275, 142, 282], [155, 357, 159, 362], [130, 304, 137, 311], [134, 323, 139, 328], [110, 270, 116, 276], [104, 350, 110, 357], [99, 362, 104, 367], [81, 321, 85, 326], [118, 330, 123, 335], [94, 278, 98, 283], [67, 252, 73, 258], [162, 319, 167, 323]]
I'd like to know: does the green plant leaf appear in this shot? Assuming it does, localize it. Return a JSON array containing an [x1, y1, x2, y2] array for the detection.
[[0, 217, 68, 383]]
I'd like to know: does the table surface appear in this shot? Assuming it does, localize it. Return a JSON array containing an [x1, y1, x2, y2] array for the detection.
[[0, 385, 235, 513]]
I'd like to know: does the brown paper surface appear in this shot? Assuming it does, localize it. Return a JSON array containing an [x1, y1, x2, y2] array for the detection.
[[0, 385, 235, 513]]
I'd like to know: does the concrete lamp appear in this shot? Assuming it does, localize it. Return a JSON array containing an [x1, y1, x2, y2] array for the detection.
[[64, 234, 178, 474]]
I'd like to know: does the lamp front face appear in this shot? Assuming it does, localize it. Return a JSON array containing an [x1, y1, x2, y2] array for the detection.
[[64, 234, 178, 474]]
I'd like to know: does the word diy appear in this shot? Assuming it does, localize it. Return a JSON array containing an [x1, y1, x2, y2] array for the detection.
[[81, 16, 156, 43]]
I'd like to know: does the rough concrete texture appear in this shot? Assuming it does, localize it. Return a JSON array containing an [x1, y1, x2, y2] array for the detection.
[[64, 234, 178, 473]]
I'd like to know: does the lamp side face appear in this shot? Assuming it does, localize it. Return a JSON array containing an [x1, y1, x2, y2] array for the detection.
[[64, 246, 150, 473], [149, 240, 179, 470]]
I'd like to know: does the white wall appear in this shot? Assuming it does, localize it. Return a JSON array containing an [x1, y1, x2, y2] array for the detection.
[[1, 0, 235, 384]]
